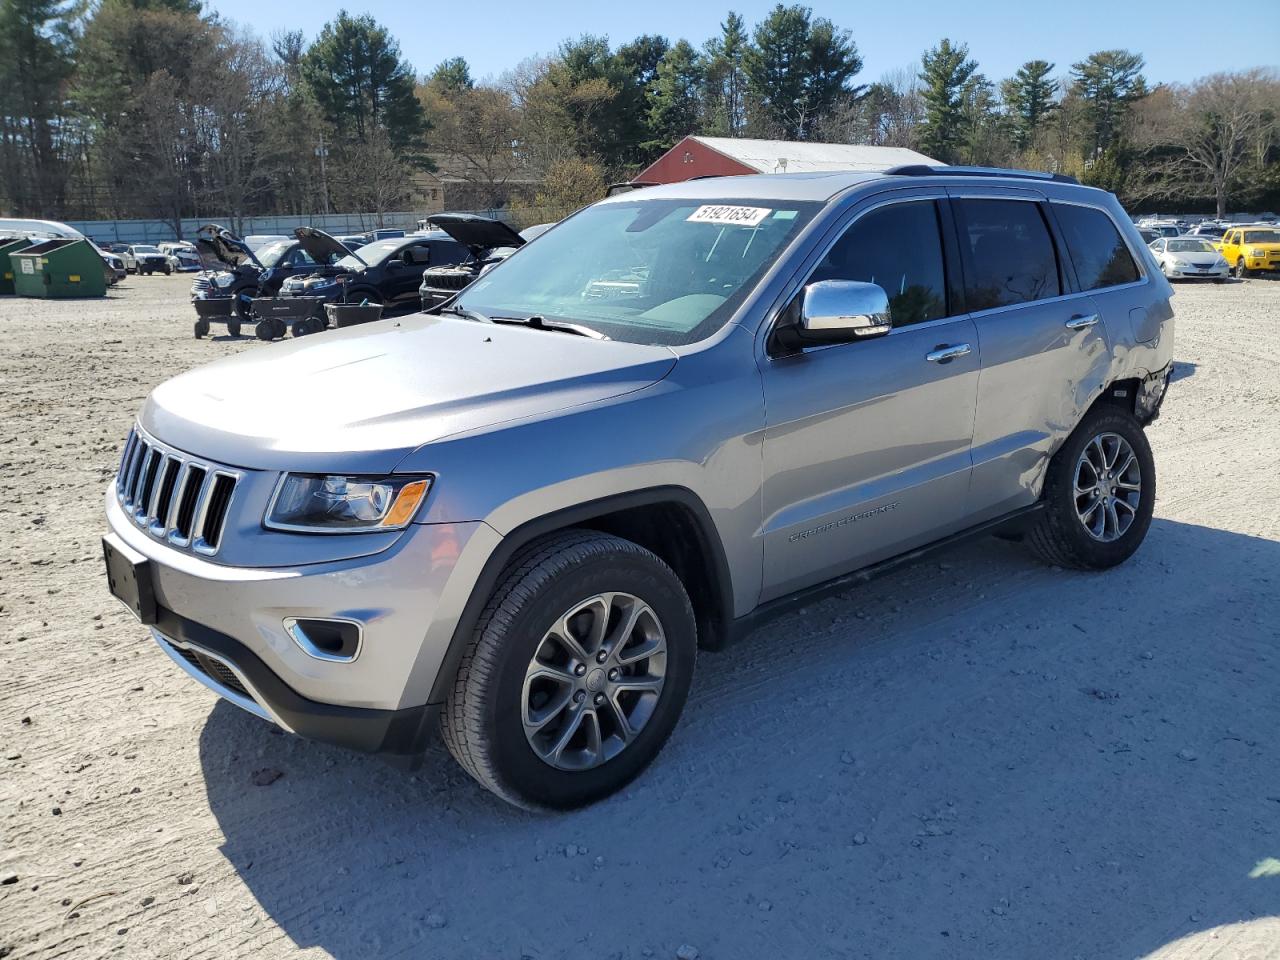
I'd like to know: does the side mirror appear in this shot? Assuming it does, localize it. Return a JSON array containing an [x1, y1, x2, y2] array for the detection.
[[773, 280, 892, 353]]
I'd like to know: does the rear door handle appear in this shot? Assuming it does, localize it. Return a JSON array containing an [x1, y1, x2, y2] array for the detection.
[[926, 343, 972, 363], [1065, 313, 1100, 330]]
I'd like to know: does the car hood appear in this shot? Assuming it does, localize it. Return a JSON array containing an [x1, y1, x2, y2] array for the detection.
[[140, 314, 677, 473], [294, 226, 357, 265], [426, 214, 525, 253], [194, 224, 260, 269], [1167, 251, 1224, 264]]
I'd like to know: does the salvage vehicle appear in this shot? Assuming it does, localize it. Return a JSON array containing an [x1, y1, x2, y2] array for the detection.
[[417, 214, 527, 310], [123, 244, 168, 275], [91, 241, 127, 284], [190, 224, 353, 334], [275, 228, 466, 316], [103, 167, 1173, 810], [1215, 225, 1280, 277], [159, 241, 202, 273], [1149, 237, 1229, 281]]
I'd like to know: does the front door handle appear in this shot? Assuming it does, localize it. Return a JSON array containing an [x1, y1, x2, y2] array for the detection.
[[1065, 313, 1100, 330], [926, 343, 972, 364]]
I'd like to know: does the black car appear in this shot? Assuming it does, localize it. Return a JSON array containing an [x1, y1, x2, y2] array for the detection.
[[277, 228, 469, 315], [418, 215, 547, 310], [191, 224, 353, 331]]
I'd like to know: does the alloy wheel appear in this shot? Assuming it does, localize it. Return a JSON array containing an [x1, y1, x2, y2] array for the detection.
[[521, 592, 667, 771], [1073, 432, 1142, 542]]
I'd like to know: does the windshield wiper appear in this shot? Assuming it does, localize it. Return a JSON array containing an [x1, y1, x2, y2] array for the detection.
[[491, 315, 609, 340], [437, 305, 493, 324]]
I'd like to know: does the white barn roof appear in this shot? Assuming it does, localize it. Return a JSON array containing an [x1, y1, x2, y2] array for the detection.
[[693, 137, 937, 174]]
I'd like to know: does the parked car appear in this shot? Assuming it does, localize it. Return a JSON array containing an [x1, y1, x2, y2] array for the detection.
[[91, 242, 127, 284], [336, 233, 371, 249], [1215, 225, 1280, 277], [1186, 222, 1227, 239], [1136, 227, 1160, 245], [103, 167, 1173, 810], [190, 224, 354, 331], [244, 234, 290, 252], [1149, 237, 1230, 281], [417, 214, 529, 310], [159, 241, 202, 273], [276, 228, 467, 315], [123, 244, 168, 275]]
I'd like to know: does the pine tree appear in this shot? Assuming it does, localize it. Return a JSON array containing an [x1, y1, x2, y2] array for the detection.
[[918, 38, 978, 163], [1070, 50, 1145, 154], [1002, 60, 1057, 151], [646, 40, 703, 152], [702, 12, 749, 136]]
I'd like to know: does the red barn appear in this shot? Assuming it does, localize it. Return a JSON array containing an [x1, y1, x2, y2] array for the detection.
[[633, 136, 938, 185]]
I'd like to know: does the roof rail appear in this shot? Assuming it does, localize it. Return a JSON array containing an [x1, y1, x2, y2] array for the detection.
[[886, 164, 1080, 185]]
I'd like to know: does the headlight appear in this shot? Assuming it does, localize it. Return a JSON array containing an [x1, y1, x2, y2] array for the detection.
[[1249, 248, 1265, 258], [265, 473, 431, 533], [212, 272, 233, 288]]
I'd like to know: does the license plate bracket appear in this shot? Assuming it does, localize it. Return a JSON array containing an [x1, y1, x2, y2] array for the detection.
[[103, 534, 158, 624]]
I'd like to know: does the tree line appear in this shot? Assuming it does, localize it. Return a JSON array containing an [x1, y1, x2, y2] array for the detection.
[[1, 0, 1276, 234]]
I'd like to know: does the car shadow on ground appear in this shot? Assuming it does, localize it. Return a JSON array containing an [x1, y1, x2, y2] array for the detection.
[[198, 517, 1279, 959], [1170, 360, 1198, 383]]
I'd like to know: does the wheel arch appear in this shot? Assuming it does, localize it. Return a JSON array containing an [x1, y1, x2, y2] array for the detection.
[[426, 486, 734, 705]]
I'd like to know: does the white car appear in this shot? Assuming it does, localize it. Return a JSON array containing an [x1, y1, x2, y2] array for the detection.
[[1149, 237, 1230, 281], [158, 241, 202, 273]]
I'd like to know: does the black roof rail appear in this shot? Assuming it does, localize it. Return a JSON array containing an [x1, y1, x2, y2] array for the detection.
[[886, 164, 1079, 185]]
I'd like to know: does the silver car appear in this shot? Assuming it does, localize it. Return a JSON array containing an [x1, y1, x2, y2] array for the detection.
[[103, 167, 1174, 809]]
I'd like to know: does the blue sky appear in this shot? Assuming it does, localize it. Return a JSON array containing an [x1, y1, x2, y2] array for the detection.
[[213, 0, 1275, 86]]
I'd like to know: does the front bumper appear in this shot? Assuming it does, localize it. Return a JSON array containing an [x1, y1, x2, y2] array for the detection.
[[104, 492, 500, 755]]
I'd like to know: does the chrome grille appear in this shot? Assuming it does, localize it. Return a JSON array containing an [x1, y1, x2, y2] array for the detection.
[[115, 427, 240, 556]]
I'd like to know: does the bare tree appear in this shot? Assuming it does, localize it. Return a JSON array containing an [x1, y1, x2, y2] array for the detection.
[[423, 84, 523, 208], [1132, 69, 1280, 216]]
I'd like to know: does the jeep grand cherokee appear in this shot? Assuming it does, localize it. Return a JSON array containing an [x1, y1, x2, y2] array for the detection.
[[104, 166, 1174, 810]]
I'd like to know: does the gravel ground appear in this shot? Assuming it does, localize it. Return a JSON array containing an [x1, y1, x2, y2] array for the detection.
[[1, 273, 1278, 960]]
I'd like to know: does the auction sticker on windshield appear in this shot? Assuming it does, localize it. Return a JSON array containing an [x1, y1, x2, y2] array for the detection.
[[687, 205, 772, 227]]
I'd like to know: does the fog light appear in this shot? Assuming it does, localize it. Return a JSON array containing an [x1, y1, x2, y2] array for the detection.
[[284, 617, 362, 662]]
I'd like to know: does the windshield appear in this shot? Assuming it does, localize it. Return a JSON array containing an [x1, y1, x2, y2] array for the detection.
[[134, 245, 161, 254], [336, 238, 403, 271], [454, 198, 819, 345], [1244, 230, 1280, 244], [255, 240, 292, 267], [1167, 239, 1214, 253]]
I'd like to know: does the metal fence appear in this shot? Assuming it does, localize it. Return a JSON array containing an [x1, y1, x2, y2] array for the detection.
[[65, 205, 581, 244]]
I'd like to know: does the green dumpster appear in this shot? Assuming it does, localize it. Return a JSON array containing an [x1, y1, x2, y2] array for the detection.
[[9, 238, 107, 298], [0, 236, 33, 295]]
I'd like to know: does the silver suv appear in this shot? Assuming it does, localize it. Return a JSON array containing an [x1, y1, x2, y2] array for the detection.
[[103, 167, 1174, 809]]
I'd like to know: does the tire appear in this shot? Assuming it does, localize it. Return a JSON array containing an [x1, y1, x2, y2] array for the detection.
[[290, 319, 310, 338], [442, 530, 697, 810], [1235, 258, 1250, 279], [226, 318, 241, 338], [165, 265, 173, 275], [193, 319, 209, 339], [255, 318, 281, 341], [1026, 406, 1155, 571]]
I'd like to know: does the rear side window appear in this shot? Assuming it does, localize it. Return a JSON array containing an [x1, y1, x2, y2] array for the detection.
[[954, 199, 1061, 310], [1053, 203, 1140, 290], [810, 200, 949, 327]]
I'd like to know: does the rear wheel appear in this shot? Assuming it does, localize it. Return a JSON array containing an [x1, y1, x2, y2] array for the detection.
[[226, 318, 241, 338], [193, 319, 209, 339], [1026, 406, 1155, 570], [442, 531, 697, 810]]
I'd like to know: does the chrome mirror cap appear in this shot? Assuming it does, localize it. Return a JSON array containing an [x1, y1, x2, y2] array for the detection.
[[799, 280, 892, 342]]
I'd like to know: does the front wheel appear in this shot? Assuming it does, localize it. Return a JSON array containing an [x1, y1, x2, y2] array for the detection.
[[226, 318, 241, 338], [442, 531, 697, 810], [1235, 258, 1250, 279], [1026, 406, 1155, 570]]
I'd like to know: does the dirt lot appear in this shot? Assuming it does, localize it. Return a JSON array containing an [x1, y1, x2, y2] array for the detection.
[[1, 273, 1278, 960]]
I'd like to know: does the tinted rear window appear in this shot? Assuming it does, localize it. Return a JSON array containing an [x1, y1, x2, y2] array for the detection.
[[954, 199, 1061, 310], [1053, 203, 1141, 290]]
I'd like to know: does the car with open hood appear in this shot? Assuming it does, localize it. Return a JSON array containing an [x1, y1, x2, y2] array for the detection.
[[277, 228, 468, 314], [191, 224, 354, 327], [418, 215, 550, 310]]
